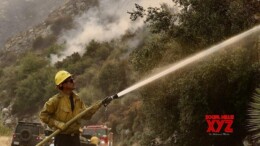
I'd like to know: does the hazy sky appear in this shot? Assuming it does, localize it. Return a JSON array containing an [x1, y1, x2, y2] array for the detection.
[[0, 0, 66, 49]]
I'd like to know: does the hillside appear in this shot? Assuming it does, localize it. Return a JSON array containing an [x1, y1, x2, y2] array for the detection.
[[0, 0, 260, 146]]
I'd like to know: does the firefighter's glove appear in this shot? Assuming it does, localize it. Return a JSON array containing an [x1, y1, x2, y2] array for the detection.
[[53, 120, 66, 131]]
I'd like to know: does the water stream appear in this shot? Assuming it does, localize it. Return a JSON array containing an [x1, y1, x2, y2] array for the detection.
[[117, 25, 260, 97]]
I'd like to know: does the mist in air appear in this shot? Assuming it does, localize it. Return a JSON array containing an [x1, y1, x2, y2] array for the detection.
[[51, 0, 176, 64]]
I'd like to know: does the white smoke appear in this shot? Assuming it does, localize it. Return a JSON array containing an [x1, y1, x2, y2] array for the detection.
[[51, 0, 175, 64]]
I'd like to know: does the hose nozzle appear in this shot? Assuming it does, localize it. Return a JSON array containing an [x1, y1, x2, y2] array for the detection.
[[111, 94, 118, 99], [102, 94, 118, 107]]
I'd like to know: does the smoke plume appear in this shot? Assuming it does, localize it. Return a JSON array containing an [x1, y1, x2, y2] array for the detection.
[[51, 0, 175, 64]]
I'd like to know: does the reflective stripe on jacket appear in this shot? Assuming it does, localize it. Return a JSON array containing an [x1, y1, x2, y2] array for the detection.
[[39, 92, 102, 134]]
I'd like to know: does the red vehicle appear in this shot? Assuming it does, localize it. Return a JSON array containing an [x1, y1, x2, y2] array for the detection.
[[82, 125, 113, 146]]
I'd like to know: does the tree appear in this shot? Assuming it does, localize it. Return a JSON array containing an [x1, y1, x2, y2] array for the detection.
[[129, 0, 259, 51], [128, 0, 260, 145], [13, 67, 56, 115], [83, 40, 113, 62], [248, 88, 260, 142], [96, 60, 128, 95], [17, 53, 48, 80], [130, 33, 182, 73]]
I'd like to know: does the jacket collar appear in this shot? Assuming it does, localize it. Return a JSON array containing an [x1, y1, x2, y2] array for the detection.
[[57, 91, 79, 100]]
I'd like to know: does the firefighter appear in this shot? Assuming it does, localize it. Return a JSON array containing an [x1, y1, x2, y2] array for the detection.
[[39, 70, 111, 146]]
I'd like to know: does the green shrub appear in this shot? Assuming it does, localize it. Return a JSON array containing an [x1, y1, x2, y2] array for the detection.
[[44, 44, 65, 57], [50, 15, 73, 35], [32, 35, 57, 50]]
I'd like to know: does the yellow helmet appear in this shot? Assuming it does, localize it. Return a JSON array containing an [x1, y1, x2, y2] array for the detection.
[[90, 136, 99, 145], [55, 70, 72, 85]]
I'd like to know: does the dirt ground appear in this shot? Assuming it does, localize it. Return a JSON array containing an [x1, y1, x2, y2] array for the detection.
[[0, 136, 12, 146]]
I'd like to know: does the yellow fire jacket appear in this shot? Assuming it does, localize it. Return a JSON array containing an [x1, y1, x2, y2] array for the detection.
[[39, 92, 102, 134]]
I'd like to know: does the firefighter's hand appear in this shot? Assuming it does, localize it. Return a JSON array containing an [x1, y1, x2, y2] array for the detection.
[[53, 120, 66, 130]]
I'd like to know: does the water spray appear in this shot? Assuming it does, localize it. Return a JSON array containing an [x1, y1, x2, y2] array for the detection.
[[116, 25, 260, 98], [37, 25, 260, 146], [101, 25, 260, 107]]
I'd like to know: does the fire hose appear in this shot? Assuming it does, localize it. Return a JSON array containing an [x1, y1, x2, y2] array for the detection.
[[36, 94, 118, 146]]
